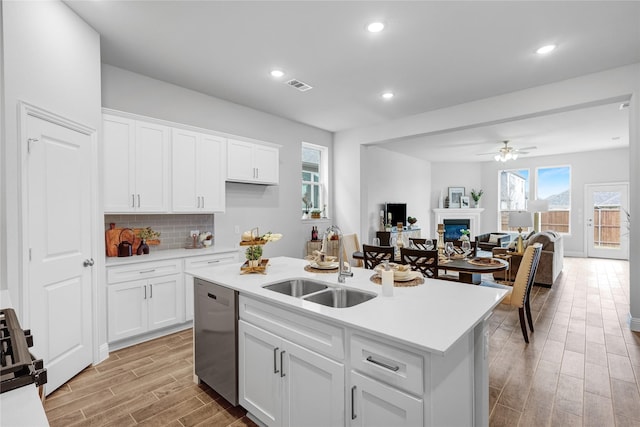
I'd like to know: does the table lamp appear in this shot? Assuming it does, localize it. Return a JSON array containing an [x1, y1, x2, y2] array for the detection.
[[509, 211, 533, 254], [528, 199, 549, 233]]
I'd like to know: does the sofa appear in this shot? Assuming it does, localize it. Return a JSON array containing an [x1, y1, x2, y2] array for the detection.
[[493, 230, 564, 287], [476, 232, 511, 251]]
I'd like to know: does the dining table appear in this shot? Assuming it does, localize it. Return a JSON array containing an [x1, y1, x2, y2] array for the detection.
[[438, 256, 508, 285]]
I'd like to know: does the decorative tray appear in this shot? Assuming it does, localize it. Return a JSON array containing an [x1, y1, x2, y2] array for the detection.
[[240, 258, 269, 274], [467, 257, 503, 267]]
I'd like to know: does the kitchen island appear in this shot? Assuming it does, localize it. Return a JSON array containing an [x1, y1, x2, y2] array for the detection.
[[190, 256, 507, 427]]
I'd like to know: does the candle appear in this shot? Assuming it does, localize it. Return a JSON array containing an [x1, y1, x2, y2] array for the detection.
[[438, 223, 444, 231], [388, 212, 392, 221], [381, 268, 394, 297], [380, 210, 384, 217]]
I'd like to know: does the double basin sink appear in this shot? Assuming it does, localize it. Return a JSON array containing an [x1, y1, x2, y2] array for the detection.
[[263, 279, 376, 308]]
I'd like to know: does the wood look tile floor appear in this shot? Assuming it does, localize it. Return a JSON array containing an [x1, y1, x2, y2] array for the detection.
[[43, 257, 639, 427]]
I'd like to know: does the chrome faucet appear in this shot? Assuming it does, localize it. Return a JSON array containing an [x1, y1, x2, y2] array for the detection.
[[323, 225, 353, 283]]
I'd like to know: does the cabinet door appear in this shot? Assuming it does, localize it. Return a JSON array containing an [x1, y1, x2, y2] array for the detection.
[[171, 128, 199, 212], [199, 134, 226, 212], [107, 280, 148, 342], [283, 340, 344, 427], [239, 320, 282, 427], [135, 121, 169, 212], [227, 139, 255, 182], [147, 273, 184, 331], [103, 115, 135, 212], [254, 144, 279, 184], [350, 371, 423, 427]]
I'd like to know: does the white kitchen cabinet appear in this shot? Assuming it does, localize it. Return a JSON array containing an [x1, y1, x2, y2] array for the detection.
[[183, 251, 238, 321], [107, 259, 184, 343], [350, 371, 423, 427], [103, 114, 170, 213], [239, 320, 344, 427], [227, 139, 279, 184], [172, 128, 226, 213]]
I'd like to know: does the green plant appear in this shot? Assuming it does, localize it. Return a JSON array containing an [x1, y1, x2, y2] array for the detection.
[[407, 216, 417, 224], [136, 227, 161, 241], [470, 189, 484, 202], [245, 245, 263, 260], [302, 196, 311, 213]]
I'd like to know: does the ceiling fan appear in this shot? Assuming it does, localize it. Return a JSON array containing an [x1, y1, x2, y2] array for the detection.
[[477, 140, 537, 162]]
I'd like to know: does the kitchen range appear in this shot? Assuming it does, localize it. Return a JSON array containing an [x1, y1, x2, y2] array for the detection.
[[189, 256, 507, 427]]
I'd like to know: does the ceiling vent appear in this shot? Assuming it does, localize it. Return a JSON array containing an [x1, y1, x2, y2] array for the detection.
[[285, 78, 313, 92]]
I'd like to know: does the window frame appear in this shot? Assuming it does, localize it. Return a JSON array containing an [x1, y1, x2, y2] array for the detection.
[[301, 142, 329, 218], [534, 164, 572, 235], [497, 168, 530, 232]]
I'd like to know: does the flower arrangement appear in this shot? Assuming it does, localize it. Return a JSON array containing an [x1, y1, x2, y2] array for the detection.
[[241, 229, 282, 267], [460, 228, 470, 241], [136, 227, 161, 241], [470, 189, 484, 203]]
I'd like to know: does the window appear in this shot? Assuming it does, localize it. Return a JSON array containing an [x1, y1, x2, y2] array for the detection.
[[536, 166, 571, 233], [498, 169, 529, 231], [301, 142, 328, 217]]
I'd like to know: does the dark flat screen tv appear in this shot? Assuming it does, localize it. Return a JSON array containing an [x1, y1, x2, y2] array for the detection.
[[385, 203, 407, 227]]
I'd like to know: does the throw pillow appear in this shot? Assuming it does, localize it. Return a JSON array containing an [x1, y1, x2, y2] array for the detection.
[[488, 234, 502, 244]]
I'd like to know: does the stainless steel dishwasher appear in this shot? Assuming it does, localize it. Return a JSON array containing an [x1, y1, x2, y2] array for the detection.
[[194, 278, 238, 406]]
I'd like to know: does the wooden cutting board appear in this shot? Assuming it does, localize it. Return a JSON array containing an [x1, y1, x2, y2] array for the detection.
[[105, 227, 161, 257]]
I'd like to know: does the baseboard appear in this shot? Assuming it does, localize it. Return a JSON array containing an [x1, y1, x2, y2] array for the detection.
[[629, 313, 640, 332], [563, 251, 586, 257]]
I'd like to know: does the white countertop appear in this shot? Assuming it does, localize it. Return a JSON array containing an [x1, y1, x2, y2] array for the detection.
[[105, 245, 238, 266], [189, 256, 507, 356], [0, 290, 50, 426]]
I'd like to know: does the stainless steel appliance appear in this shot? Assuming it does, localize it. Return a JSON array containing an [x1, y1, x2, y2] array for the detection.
[[194, 278, 238, 406]]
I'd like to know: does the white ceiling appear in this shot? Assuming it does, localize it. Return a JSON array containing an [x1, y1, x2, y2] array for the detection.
[[65, 1, 639, 160]]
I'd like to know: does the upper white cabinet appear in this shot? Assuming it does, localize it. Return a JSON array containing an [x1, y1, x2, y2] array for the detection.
[[227, 139, 279, 185], [172, 128, 226, 213], [103, 114, 170, 213]]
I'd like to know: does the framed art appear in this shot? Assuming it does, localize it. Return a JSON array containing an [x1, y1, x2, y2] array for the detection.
[[448, 187, 465, 208], [460, 196, 470, 208]]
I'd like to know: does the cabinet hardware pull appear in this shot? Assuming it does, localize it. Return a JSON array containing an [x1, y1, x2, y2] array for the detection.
[[149, 284, 152, 298], [366, 356, 400, 372], [139, 269, 156, 274], [144, 285, 147, 300], [201, 196, 205, 208], [207, 293, 217, 300], [280, 350, 286, 377], [273, 347, 279, 373], [351, 386, 357, 420], [207, 260, 220, 264], [132, 194, 135, 208], [137, 194, 141, 207], [196, 196, 200, 208]]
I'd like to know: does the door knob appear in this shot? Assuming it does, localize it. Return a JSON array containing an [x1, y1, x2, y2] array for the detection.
[[83, 258, 95, 267]]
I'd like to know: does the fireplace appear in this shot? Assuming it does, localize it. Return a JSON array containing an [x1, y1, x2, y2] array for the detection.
[[444, 219, 471, 240], [433, 208, 484, 239]]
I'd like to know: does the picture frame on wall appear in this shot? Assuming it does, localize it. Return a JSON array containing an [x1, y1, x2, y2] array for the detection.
[[448, 187, 465, 208], [460, 196, 470, 208]]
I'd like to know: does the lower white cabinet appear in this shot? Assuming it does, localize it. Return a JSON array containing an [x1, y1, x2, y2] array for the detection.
[[349, 371, 423, 427], [239, 320, 345, 427], [107, 273, 184, 342]]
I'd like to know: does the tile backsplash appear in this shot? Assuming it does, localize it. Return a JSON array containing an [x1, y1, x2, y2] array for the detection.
[[105, 214, 214, 250]]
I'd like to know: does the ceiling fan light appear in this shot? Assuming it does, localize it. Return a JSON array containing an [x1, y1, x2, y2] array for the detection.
[[494, 154, 501, 162], [505, 152, 512, 160], [512, 153, 518, 160]]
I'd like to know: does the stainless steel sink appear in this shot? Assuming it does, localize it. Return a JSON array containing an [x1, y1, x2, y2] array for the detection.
[[263, 279, 328, 297], [303, 288, 377, 308]]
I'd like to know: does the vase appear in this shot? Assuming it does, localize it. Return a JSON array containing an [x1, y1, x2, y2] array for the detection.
[[248, 259, 259, 268], [137, 239, 149, 255]]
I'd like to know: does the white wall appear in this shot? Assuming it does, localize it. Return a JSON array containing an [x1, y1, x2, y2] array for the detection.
[[1, 0, 102, 308], [101, 65, 334, 257], [479, 148, 630, 256], [361, 146, 431, 244]]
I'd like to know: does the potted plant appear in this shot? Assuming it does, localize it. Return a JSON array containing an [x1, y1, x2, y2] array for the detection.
[[135, 227, 161, 255], [245, 245, 263, 267], [302, 196, 311, 219], [471, 189, 483, 208], [311, 209, 322, 219], [407, 216, 418, 228], [459, 228, 470, 241]]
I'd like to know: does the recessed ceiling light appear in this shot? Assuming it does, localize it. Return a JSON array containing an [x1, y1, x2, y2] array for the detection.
[[367, 22, 385, 33], [270, 69, 285, 78], [381, 92, 394, 100], [536, 44, 556, 54]]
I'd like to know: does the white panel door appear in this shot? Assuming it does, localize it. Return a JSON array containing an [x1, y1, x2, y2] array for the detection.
[[199, 134, 226, 212], [350, 371, 423, 427], [239, 320, 282, 427], [227, 139, 255, 182], [26, 114, 94, 394], [283, 340, 344, 427], [135, 121, 169, 212], [585, 183, 629, 259], [147, 274, 184, 331], [103, 115, 135, 212], [254, 144, 279, 184], [172, 128, 199, 212]]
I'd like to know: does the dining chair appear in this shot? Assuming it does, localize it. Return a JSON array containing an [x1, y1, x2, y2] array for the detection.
[[408, 238, 436, 250], [375, 231, 391, 246], [362, 244, 394, 269], [500, 243, 542, 343], [342, 233, 363, 268], [399, 248, 439, 278], [444, 238, 478, 258]]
